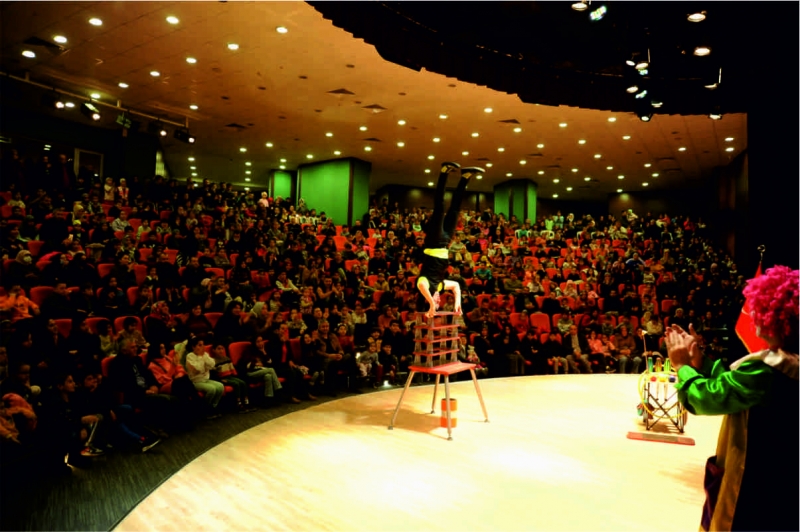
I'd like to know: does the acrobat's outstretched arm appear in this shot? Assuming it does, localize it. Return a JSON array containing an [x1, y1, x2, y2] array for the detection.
[[442, 280, 462, 315]]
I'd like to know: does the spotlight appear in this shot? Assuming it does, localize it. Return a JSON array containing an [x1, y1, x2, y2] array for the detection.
[[704, 68, 722, 90], [638, 111, 653, 122], [80, 102, 101, 121], [687, 11, 706, 22], [638, 68, 649, 76], [694, 46, 711, 56], [635, 50, 650, 70], [42, 92, 65, 109], [174, 129, 196, 144], [147, 121, 167, 136], [571, 1, 588, 11], [650, 98, 664, 109], [635, 89, 648, 99], [626, 84, 639, 94], [589, 4, 607, 21], [115, 113, 132, 129], [708, 105, 722, 120]]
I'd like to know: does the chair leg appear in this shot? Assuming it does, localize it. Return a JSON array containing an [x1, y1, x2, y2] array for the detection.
[[443, 376, 453, 441], [430, 374, 440, 413], [389, 371, 416, 430], [470, 368, 489, 422]]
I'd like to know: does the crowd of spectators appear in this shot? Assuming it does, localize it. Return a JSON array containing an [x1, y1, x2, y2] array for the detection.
[[0, 148, 746, 477]]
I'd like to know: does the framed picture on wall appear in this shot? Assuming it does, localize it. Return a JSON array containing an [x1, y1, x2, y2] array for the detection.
[[74, 148, 104, 182]]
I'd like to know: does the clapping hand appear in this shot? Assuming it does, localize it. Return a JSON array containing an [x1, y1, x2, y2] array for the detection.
[[664, 324, 703, 371]]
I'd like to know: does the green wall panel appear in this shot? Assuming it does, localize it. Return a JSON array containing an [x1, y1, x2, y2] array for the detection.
[[272, 170, 294, 200], [494, 187, 510, 219], [298, 159, 351, 225]]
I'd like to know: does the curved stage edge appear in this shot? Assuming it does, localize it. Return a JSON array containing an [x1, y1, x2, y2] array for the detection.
[[114, 375, 721, 532]]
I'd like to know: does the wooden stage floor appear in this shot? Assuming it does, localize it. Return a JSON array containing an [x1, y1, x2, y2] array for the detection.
[[115, 375, 721, 532]]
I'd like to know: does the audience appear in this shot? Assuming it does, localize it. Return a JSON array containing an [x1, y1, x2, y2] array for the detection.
[[0, 163, 745, 480]]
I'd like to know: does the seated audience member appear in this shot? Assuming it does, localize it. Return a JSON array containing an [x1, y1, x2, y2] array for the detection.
[[614, 325, 641, 374], [184, 337, 225, 418], [237, 335, 285, 404], [562, 325, 592, 374]]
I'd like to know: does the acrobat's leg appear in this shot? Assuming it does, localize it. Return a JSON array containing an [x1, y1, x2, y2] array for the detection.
[[442, 166, 485, 237], [424, 162, 461, 249]]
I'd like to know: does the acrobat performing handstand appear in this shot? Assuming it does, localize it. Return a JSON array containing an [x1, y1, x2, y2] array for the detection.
[[417, 162, 485, 318]]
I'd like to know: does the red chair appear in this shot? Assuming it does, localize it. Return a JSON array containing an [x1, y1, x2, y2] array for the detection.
[[114, 315, 142, 333], [86, 317, 111, 334], [29, 286, 53, 307], [660, 299, 676, 315], [27, 240, 44, 257], [207, 267, 225, 279], [205, 312, 223, 328], [101, 356, 114, 378], [138, 248, 153, 262], [366, 275, 378, 287], [98, 263, 114, 278], [165, 249, 178, 264], [372, 290, 384, 306], [529, 312, 551, 333], [228, 342, 251, 366], [133, 264, 147, 286], [127, 286, 140, 306], [54, 319, 73, 338]]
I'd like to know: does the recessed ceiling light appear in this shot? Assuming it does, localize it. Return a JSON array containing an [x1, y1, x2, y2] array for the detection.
[[553, 178, 560, 183], [566, 187, 573, 191], [280, 158, 286, 163], [239, 147, 247, 152], [471, 132, 479, 138], [498, 147, 505, 152], [276, 26, 289, 34], [397, 142, 405, 147], [439, 114, 448, 120], [244, 187, 249, 191], [606, 166, 613, 170], [584, 176, 591, 181], [118, 82, 129, 88], [608, 117, 617, 122], [462, 151, 469, 156], [694, 46, 711, 56], [506, 173, 513, 177], [88, 18, 103, 26], [245, 162, 252, 166], [652, 173, 659, 177], [90, 92, 100, 99], [484, 107, 493, 113], [245, 177, 251, 182], [191, 172, 197, 177], [578, 139, 586, 145], [425, 169, 431, 174], [725, 147, 735, 152], [333, 151, 341, 156], [537, 143, 544, 149], [519, 160, 527, 165], [678, 147, 687, 151], [559, 123, 567, 128], [725, 137, 734, 142], [432, 137, 440, 143], [279, 165, 286, 169], [245, 171, 251, 175], [538, 170, 545, 175], [398, 120, 406, 125], [476, 175, 483, 180], [359, 126, 367, 131], [642, 182, 649, 187], [189, 104, 198, 110], [427, 181, 434, 186], [64, 102, 75, 108], [622, 135, 631, 140], [486, 163, 493, 167], [306, 154, 314, 159], [166, 16, 179, 24], [594, 154, 602, 159], [617, 188, 623, 193], [265, 142, 273, 148], [53, 35, 67, 44], [618, 175, 625, 180], [687, 12, 706, 22], [22, 50, 35, 58], [186, 57, 197, 64], [513, 127, 522, 133], [325, 132, 333, 137], [428, 155, 435, 160], [190, 166, 196, 170], [573, 168, 580, 173], [364, 146, 372, 151], [552, 194, 559, 198], [227, 43, 239, 50], [644, 163, 652, 168], [150, 71, 160, 77]]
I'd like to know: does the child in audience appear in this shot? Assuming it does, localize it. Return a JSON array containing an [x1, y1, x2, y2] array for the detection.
[[210, 342, 253, 412], [103, 177, 116, 202]]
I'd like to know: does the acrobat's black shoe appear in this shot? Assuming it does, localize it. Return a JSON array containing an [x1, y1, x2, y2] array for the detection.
[[440, 161, 461, 174], [461, 166, 485, 179]]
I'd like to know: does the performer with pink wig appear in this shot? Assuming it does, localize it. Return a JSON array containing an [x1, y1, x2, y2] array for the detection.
[[665, 265, 798, 532]]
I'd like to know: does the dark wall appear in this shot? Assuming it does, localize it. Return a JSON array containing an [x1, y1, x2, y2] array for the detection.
[[0, 104, 161, 181], [372, 184, 493, 214], [606, 185, 710, 220]]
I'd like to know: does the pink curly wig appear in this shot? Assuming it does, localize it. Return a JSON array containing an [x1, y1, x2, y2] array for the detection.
[[742, 265, 799, 351]]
